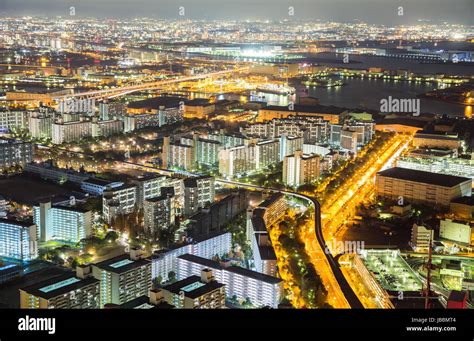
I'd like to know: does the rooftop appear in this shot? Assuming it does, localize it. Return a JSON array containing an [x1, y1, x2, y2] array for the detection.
[[377, 167, 471, 187], [93, 254, 150, 274], [127, 96, 185, 110], [183, 175, 213, 188], [262, 104, 345, 115], [118, 295, 174, 309], [251, 215, 267, 232], [163, 274, 224, 299], [258, 193, 285, 209], [257, 245, 277, 260], [178, 254, 282, 284], [0, 218, 35, 228], [20, 273, 98, 300], [185, 98, 214, 107], [376, 118, 426, 129], [51, 204, 90, 214], [414, 132, 460, 141], [83, 178, 119, 186], [150, 231, 230, 258]]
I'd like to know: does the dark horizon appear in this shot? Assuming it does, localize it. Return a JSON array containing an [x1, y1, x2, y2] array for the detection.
[[0, 0, 473, 25]]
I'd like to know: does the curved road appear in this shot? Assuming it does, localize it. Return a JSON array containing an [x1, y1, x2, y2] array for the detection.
[[216, 179, 364, 309]]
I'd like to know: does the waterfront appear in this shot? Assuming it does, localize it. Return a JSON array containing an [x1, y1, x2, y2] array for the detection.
[[249, 76, 470, 117], [302, 77, 470, 117]]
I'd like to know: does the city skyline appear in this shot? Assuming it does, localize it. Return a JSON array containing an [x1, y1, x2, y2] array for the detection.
[[0, 0, 473, 24]]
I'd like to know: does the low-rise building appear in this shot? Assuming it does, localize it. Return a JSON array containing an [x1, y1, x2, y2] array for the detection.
[[0, 264, 22, 285], [81, 178, 124, 196], [413, 132, 462, 150], [376, 167, 472, 208], [450, 196, 474, 220], [439, 219, 473, 246], [410, 224, 434, 252], [183, 99, 215, 119], [447, 290, 469, 309], [25, 161, 89, 184], [258, 104, 343, 124]]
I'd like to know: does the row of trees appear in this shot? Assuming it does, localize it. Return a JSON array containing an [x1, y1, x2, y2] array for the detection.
[[111, 209, 179, 251], [271, 211, 332, 308], [316, 131, 396, 202]]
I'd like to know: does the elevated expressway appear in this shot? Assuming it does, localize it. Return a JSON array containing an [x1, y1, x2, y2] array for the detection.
[[52, 66, 250, 102], [215, 179, 363, 309]]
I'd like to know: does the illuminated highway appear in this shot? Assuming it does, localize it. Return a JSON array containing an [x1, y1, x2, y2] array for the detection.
[[317, 133, 413, 308], [215, 178, 362, 309], [52, 66, 250, 100], [322, 133, 412, 241]]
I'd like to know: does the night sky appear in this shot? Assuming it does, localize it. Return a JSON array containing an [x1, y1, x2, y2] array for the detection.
[[0, 0, 473, 24]]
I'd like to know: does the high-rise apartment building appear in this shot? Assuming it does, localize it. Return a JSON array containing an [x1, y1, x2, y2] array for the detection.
[[33, 201, 92, 243], [92, 249, 152, 307], [183, 176, 215, 216], [0, 110, 28, 133], [177, 254, 283, 308], [0, 138, 33, 169], [28, 111, 53, 139], [283, 150, 321, 187], [52, 118, 92, 144], [0, 219, 38, 261], [20, 265, 100, 309], [143, 187, 176, 234], [102, 184, 138, 223]]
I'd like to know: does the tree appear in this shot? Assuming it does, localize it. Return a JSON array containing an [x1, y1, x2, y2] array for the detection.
[[152, 276, 163, 290], [168, 271, 177, 283], [104, 230, 119, 244]]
